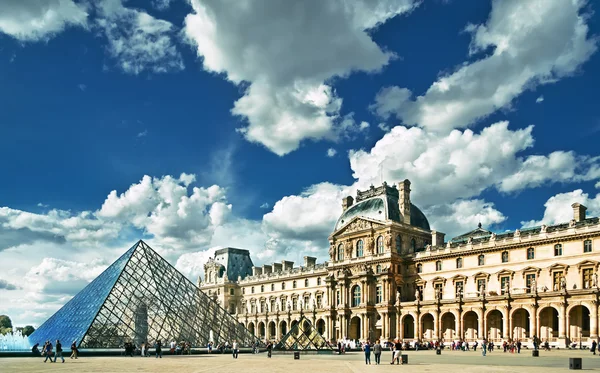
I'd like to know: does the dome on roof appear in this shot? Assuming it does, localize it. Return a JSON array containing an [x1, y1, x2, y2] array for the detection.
[[334, 196, 430, 231]]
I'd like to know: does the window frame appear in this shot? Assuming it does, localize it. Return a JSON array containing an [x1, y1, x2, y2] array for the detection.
[[584, 239, 593, 253], [478, 254, 485, 266], [376, 236, 384, 254], [337, 244, 344, 261], [376, 285, 383, 304], [396, 235, 402, 254], [351, 285, 361, 307], [356, 239, 364, 257], [435, 260, 442, 271], [527, 247, 535, 260], [501, 251, 509, 263], [456, 257, 463, 269], [416, 263, 423, 273], [554, 243, 563, 256]]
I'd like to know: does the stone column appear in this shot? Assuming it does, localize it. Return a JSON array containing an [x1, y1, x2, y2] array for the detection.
[[529, 310, 536, 339], [559, 303, 567, 339], [457, 311, 462, 339], [503, 312, 509, 340], [415, 313, 421, 340], [433, 310, 439, 340], [591, 301, 598, 339], [399, 314, 404, 340], [382, 311, 388, 340], [478, 312, 484, 339]]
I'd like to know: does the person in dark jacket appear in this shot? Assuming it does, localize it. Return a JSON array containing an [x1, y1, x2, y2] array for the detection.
[[54, 340, 65, 363], [70, 340, 78, 359], [591, 340, 597, 355], [373, 340, 382, 365]]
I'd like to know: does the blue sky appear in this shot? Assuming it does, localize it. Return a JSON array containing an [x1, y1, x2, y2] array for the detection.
[[0, 0, 599, 326]]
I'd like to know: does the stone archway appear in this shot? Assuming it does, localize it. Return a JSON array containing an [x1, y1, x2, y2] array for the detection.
[[569, 305, 591, 341], [316, 319, 326, 336], [486, 310, 503, 340], [441, 312, 456, 340], [291, 320, 299, 336], [248, 322, 255, 336], [421, 313, 435, 340], [463, 311, 479, 340], [268, 321, 276, 340], [349, 316, 361, 340], [512, 308, 530, 340], [539, 307, 559, 340], [258, 321, 266, 339], [403, 314, 415, 339], [279, 320, 288, 338]]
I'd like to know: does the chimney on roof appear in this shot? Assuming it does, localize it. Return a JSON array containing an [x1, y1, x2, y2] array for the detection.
[[304, 256, 316, 269], [342, 196, 354, 212], [572, 203, 587, 222], [272, 263, 283, 272], [431, 230, 445, 247], [252, 266, 263, 276], [398, 179, 411, 225], [262, 264, 272, 274], [282, 260, 294, 271]]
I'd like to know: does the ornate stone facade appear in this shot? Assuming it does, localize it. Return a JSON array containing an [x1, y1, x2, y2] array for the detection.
[[199, 181, 600, 348]]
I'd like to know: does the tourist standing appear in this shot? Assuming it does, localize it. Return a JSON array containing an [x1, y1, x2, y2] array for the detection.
[[232, 340, 239, 359], [373, 339, 382, 365], [54, 340, 65, 363], [591, 339, 597, 355], [482, 338, 487, 356], [363, 339, 371, 365], [516, 340, 521, 353], [155, 340, 162, 358], [43, 341, 53, 363], [170, 340, 176, 354], [266, 340, 272, 358]]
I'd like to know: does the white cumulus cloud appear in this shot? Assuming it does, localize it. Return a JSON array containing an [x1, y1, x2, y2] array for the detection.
[[522, 189, 600, 227], [327, 148, 337, 157]]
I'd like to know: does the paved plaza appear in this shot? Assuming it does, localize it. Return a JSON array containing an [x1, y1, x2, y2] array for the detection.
[[2, 349, 600, 373]]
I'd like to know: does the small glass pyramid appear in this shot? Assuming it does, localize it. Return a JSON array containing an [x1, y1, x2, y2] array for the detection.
[[29, 240, 258, 348], [275, 316, 331, 350]]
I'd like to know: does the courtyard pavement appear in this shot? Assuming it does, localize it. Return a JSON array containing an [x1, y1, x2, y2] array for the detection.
[[1, 349, 600, 372]]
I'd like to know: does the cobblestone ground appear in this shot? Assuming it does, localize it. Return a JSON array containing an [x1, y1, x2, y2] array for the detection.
[[2, 349, 600, 373]]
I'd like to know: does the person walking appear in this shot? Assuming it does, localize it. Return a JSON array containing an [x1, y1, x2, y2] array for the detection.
[[70, 340, 78, 359], [363, 340, 371, 365], [591, 339, 597, 355], [482, 338, 487, 356], [43, 341, 54, 363], [266, 341, 272, 358], [516, 340, 521, 354], [53, 340, 65, 363], [232, 340, 239, 359], [373, 339, 382, 365]]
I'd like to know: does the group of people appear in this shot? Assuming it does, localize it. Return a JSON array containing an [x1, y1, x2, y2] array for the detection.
[[31, 340, 78, 362], [359, 339, 404, 365]]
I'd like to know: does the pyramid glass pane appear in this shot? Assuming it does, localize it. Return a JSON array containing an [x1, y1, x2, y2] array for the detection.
[[28, 243, 138, 347], [275, 316, 331, 351], [29, 240, 259, 349]]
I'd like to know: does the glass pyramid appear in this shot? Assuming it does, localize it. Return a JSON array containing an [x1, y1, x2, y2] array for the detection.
[[29, 240, 258, 348], [275, 316, 331, 351]]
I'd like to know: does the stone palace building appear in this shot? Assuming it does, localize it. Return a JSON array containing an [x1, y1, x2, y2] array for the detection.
[[199, 180, 600, 347]]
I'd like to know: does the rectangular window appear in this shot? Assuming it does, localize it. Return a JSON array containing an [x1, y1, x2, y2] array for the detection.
[[583, 268, 593, 289], [229, 288, 234, 295], [376, 286, 382, 304], [434, 283, 443, 299], [229, 303, 236, 314], [455, 281, 463, 297], [500, 276, 510, 295], [271, 300, 276, 311], [316, 294, 322, 308], [584, 240, 593, 253], [292, 298, 298, 311], [527, 248, 535, 260], [304, 296, 310, 309], [526, 274, 536, 293], [554, 244, 563, 256], [553, 271, 563, 291], [336, 290, 341, 305]]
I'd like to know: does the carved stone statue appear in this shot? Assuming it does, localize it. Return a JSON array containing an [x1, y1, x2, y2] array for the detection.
[[385, 233, 392, 250], [593, 273, 598, 288], [345, 241, 353, 257], [415, 289, 420, 301], [396, 289, 402, 305], [490, 232, 496, 241], [479, 284, 485, 296], [329, 243, 336, 259], [425, 244, 432, 251], [467, 237, 473, 244], [530, 279, 537, 293], [560, 276, 567, 290], [540, 224, 547, 233], [366, 236, 374, 254], [569, 219, 576, 228], [514, 229, 520, 238]]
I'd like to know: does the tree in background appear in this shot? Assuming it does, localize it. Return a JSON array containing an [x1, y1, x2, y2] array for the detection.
[[0, 315, 12, 335], [21, 325, 35, 336]]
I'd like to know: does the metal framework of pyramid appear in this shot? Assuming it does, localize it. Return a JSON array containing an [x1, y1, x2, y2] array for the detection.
[[275, 316, 331, 351], [29, 240, 258, 348]]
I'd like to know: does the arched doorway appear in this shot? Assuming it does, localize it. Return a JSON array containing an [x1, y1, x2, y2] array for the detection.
[[349, 316, 361, 340], [486, 310, 503, 340], [539, 307, 559, 340], [248, 322, 255, 336], [268, 321, 276, 340], [316, 319, 326, 336], [403, 315, 415, 339], [569, 305, 591, 341], [441, 312, 456, 340], [291, 320, 299, 336], [421, 313, 434, 340], [512, 309, 530, 340], [279, 320, 288, 338], [258, 322, 266, 339], [463, 311, 479, 340]]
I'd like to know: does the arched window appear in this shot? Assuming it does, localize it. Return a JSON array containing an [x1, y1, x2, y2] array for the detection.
[[411, 238, 416, 252], [435, 260, 442, 271], [416, 263, 423, 273], [554, 244, 563, 256], [352, 286, 361, 307], [584, 239, 593, 253], [501, 251, 509, 263], [293, 280, 297, 288], [478, 254, 485, 266], [281, 282, 286, 290], [337, 244, 344, 261], [317, 277, 321, 285], [376, 236, 384, 254], [260, 285, 264, 292], [456, 257, 463, 269], [396, 235, 402, 254], [251, 286, 255, 294], [356, 240, 364, 257], [376, 264, 382, 274], [271, 284, 275, 291], [527, 247, 535, 260], [304, 279, 309, 287]]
